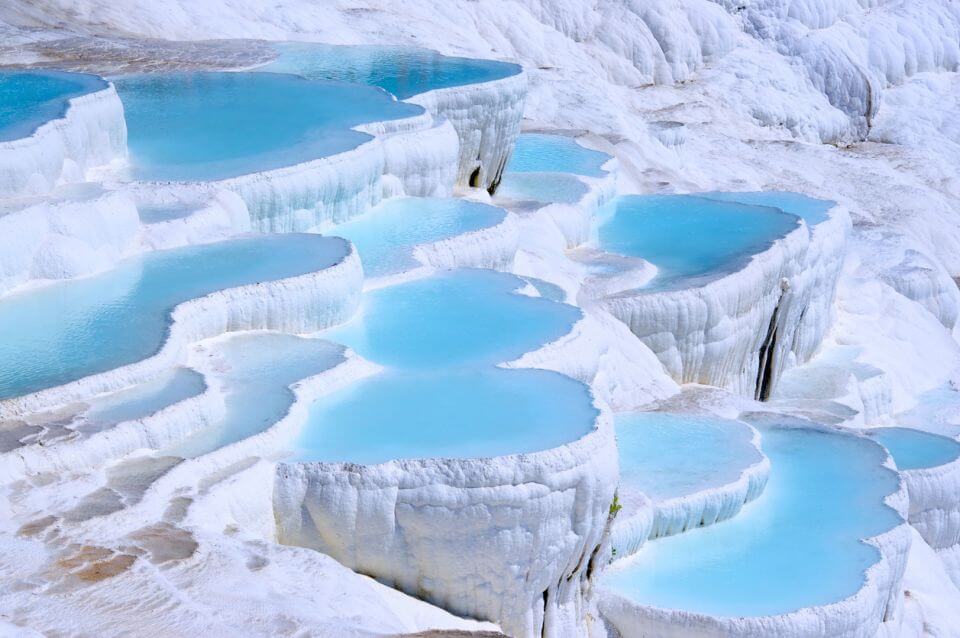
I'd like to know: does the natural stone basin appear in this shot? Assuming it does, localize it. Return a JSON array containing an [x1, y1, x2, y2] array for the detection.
[[327, 197, 509, 278], [169, 332, 346, 459], [323, 268, 582, 369], [114, 71, 422, 182], [0, 70, 108, 142], [495, 172, 589, 205], [595, 194, 800, 290], [506, 133, 610, 177], [259, 42, 521, 99], [602, 424, 903, 620], [0, 234, 351, 401], [611, 412, 768, 555], [868, 426, 960, 471], [291, 367, 596, 464], [699, 191, 835, 226]]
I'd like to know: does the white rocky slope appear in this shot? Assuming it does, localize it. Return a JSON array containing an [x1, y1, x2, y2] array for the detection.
[[1, 1, 960, 636]]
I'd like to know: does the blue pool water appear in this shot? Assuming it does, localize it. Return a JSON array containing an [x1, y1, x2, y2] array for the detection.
[[0, 234, 349, 401], [293, 367, 597, 464], [323, 268, 581, 369], [603, 425, 902, 617], [506, 134, 610, 177], [699, 191, 834, 226], [169, 333, 344, 458], [114, 72, 421, 181], [495, 172, 589, 205], [0, 70, 107, 142], [616, 412, 761, 504], [595, 195, 800, 289], [76, 368, 205, 434], [261, 42, 520, 99], [868, 427, 960, 471], [329, 197, 506, 278]]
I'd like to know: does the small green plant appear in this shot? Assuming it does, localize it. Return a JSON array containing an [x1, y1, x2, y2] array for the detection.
[[609, 492, 622, 519]]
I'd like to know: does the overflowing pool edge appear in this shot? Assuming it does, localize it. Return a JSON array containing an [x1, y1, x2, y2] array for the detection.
[[0, 241, 363, 419], [608, 420, 771, 561], [599, 420, 912, 638], [0, 81, 127, 199]]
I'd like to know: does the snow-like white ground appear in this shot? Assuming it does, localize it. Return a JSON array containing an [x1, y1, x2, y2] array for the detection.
[[1, 1, 959, 636]]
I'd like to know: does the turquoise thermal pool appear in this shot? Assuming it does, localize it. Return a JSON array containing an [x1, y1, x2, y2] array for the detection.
[[322, 268, 582, 369], [506, 133, 610, 177], [260, 42, 521, 99], [495, 172, 589, 205], [73, 367, 205, 435], [602, 425, 902, 617], [0, 70, 107, 142], [868, 427, 960, 471], [0, 234, 349, 401], [615, 412, 762, 510], [595, 195, 800, 289], [169, 333, 345, 459], [292, 367, 597, 464], [293, 267, 594, 464], [699, 191, 834, 226], [114, 71, 421, 181], [328, 197, 507, 278]]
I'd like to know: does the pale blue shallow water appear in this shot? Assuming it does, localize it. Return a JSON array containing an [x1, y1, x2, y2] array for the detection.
[[114, 72, 421, 181], [506, 134, 611, 177], [0, 234, 348, 401], [260, 42, 520, 99], [495, 172, 589, 204], [868, 427, 960, 471], [293, 367, 597, 463], [699, 191, 834, 226], [596, 195, 800, 289], [0, 70, 107, 142], [328, 197, 506, 277], [75, 368, 205, 434], [322, 268, 582, 369], [603, 425, 902, 617], [616, 412, 761, 502], [169, 333, 344, 459]]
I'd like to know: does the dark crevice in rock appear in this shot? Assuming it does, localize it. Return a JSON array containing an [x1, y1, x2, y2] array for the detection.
[[468, 166, 482, 188], [755, 290, 787, 401]]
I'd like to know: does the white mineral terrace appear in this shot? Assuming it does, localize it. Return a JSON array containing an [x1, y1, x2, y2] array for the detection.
[[1, 2, 959, 636]]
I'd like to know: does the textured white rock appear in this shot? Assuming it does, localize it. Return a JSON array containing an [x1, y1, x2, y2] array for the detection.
[[608, 423, 770, 561], [896, 450, 960, 588], [588, 205, 848, 399], [0, 241, 363, 419], [274, 401, 617, 638], [409, 71, 526, 192], [412, 209, 520, 273], [0, 81, 127, 199], [137, 189, 251, 251], [0, 185, 140, 295]]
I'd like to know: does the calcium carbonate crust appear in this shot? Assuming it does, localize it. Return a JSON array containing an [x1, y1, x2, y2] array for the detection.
[[896, 448, 960, 588], [590, 204, 849, 399], [409, 70, 526, 193], [0, 240, 363, 419], [273, 400, 617, 638], [412, 208, 520, 273], [599, 420, 912, 638], [0, 82, 127, 199], [608, 422, 771, 561]]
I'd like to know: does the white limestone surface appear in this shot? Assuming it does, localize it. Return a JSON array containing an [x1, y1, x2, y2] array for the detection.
[[0, 185, 140, 295], [0, 80, 127, 199], [409, 71, 526, 192]]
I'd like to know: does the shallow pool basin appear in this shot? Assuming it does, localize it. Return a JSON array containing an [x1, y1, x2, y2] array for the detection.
[[328, 197, 507, 277], [506, 133, 610, 177], [0, 234, 349, 401], [868, 426, 960, 471], [603, 424, 902, 617], [260, 42, 520, 99], [0, 70, 107, 142], [114, 71, 421, 182], [595, 195, 800, 290]]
